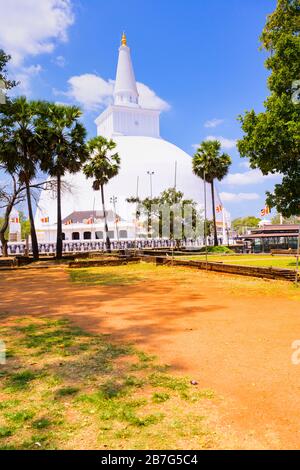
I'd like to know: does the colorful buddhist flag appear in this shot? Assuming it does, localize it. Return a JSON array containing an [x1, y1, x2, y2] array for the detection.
[[40, 217, 49, 223], [10, 217, 19, 223], [65, 219, 73, 225], [260, 206, 270, 217]]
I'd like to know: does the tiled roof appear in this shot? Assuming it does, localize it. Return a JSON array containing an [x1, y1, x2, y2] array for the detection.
[[62, 210, 120, 224]]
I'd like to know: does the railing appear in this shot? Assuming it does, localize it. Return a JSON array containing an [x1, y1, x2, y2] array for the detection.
[[0, 239, 203, 256]]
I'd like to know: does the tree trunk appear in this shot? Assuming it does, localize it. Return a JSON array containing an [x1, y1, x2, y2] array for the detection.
[[101, 184, 111, 252], [25, 180, 39, 259], [0, 200, 14, 257], [56, 173, 63, 259], [211, 181, 218, 246]]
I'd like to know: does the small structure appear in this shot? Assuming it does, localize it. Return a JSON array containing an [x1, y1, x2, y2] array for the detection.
[[36, 210, 135, 243], [240, 224, 300, 253], [8, 209, 21, 242]]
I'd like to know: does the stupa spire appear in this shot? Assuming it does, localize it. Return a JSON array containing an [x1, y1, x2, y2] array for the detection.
[[114, 33, 139, 107]]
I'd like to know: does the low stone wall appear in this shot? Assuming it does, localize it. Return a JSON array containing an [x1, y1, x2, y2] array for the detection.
[[141, 255, 298, 282], [166, 258, 298, 282], [68, 257, 141, 268]]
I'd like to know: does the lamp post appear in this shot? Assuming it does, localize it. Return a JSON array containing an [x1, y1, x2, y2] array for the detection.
[[147, 171, 154, 199], [110, 196, 119, 242]]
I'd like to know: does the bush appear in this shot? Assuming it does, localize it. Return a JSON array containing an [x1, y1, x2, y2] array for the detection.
[[199, 246, 234, 254]]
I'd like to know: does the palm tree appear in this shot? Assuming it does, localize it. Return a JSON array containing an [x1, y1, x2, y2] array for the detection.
[[0, 97, 45, 259], [38, 103, 88, 259], [192, 140, 231, 246], [83, 136, 120, 252]]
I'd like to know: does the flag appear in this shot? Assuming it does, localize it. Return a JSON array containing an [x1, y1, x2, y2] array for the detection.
[[115, 216, 121, 223], [65, 219, 72, 225], [10, 217, 19, 223], [216, 204, 223, 213], [260, 206, 270, 217], [40, 217, 49, 223], [87, 217, 93, 224]]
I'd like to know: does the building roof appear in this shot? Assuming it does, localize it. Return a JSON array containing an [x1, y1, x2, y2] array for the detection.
[[238, 223, 300, 239], [62, 210, 120, 224]]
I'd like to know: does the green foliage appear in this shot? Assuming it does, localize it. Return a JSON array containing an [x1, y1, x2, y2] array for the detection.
[[193, 140, 231, 246], [0, 427, 13, 438], [7, 371, 38, 391], [83, 136, 120, 189], [152, 392, 170, 403], [0, 50, 17, 91], [238, 0, 300, 216], [56, 387, 79, 398], [127, 187, 201, 241], [199, 246, 235, 254], [232, 216, 261, 234], [192, 140, 232, 183], [38, 103, 88, 178], [17, 211, 31, 239], [271, 213, 300, 224]]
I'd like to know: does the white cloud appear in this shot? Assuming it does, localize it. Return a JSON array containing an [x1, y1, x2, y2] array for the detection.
[[55, 73, 170, 112], [0, 0, 74, 66], [55, 74, 114, 111], [219, 192, 260, 202], [223, 169, 279, 186], [14, 64, 43, 94], [205, 135, 237, 149], [136, 82, 170, 111], [204, 118, 224, 128]]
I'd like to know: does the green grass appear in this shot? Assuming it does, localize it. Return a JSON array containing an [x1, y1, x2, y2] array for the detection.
[[181, 254, 299, 270], [0, 316, 215, 450], [69, 267, 145, 286]]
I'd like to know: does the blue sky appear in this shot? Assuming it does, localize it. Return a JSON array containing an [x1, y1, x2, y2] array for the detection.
[[1, 0, 280, 219]]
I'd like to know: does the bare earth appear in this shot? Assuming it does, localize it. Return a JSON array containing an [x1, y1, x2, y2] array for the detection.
[[1, 264, 300, 449]]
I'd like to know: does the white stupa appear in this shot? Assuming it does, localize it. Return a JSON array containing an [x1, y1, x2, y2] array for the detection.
[[35, 34, 204, 243]]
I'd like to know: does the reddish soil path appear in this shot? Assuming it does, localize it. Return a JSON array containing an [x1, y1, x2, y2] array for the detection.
[[1, 266, 300, 449]]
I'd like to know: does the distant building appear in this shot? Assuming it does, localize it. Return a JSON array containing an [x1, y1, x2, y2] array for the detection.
[[36, 210, 135, 243], [240, 224, 300, 253]]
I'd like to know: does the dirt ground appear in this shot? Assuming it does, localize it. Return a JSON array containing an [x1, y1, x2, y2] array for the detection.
[[1, 264, 300, 449]]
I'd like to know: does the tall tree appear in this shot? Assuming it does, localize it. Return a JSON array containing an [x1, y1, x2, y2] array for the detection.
[[38, 103, 88, 259], [0, 97, 45, 259], [0, 49, 18, 94], [0, 171, 25, 256], [83, 136, 120, 252], [238, 0, 300, 217], [192, 140, 231, 246]]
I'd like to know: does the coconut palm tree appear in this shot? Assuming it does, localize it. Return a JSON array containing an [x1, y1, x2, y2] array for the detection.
[[192, 140, 231, 246], [83, 136, 120, 252], [38, 103, 88, 259]]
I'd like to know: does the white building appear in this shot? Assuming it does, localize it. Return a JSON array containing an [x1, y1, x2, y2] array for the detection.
[[35, 33, 205, 244]]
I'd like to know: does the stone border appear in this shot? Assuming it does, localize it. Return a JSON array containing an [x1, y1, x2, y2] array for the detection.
[[142, 255, 298, 282]]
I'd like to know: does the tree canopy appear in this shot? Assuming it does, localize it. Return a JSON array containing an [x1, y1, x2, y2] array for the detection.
[[237, 0, 300, 217]]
